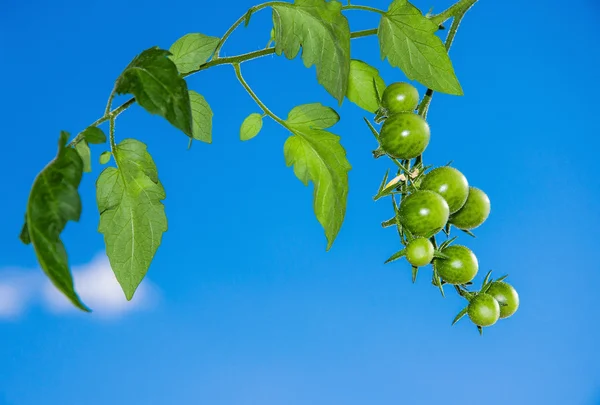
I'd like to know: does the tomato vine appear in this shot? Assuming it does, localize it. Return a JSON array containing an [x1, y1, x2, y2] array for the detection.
[[19, 0, 519, 332]]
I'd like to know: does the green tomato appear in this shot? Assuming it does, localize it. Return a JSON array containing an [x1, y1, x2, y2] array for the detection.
[[486, 281, 519, 319], [449, 187, 491, 230], [381, 82, 420, 114], [434, 245, 478, 285], [406, 237, 434, 267], [468, 293, 500, 327], [399, 190, 449, 237], [419, 167, 469, 214], [379, 113, 430, 160]]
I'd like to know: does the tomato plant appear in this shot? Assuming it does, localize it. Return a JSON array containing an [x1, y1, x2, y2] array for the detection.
[[18, 0, 519, 333]]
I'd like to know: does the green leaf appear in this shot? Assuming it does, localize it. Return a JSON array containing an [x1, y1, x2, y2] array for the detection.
[[452, 306, 468, 325], [286, 103, 340, 129], [384, 248, 406, 264], [272, 0, 351, 103], [240, 113, 263, 141], [411, 265, 418, 283], [19, 218, 31, 245], [378, 0, 462, 95], [96, 139, 167, 300], [283, 105, 351, 250], [81, 126, 107, 144], [75, 141, 92, 173], [168, 33, 220, 74], [433, 250, 450, 259], [346, 59, 386, 113], [189, 90, 213, 143], [99, 151, 112, 165], [245, 7, 256, 26], [115, 47, 192, 137], [24, 131, 89, 311]]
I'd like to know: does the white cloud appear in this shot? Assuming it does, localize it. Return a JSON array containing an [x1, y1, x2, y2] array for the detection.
[[0, 254, 159, 320]]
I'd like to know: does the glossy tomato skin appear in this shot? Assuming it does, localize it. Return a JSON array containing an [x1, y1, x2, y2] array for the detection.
[[434, 245, 478, 285], [487, 281, 519, 319], [406, 237, 435, 267], [419, 167, 469, 214], [381, 82, 420, 114], [399, 190, 449, 237], [379, 113, 430, 159], [449, 187, 491, 230], [468, 293, 500, 327]]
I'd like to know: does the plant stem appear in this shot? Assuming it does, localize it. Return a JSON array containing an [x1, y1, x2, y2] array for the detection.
[[342, 4, 385, 14], [108, 116, 117, 154], [67, 26, 380, 148], [430, 0, 479, 26], [233, 63, 286, 126], [213, 1, 282, 58]]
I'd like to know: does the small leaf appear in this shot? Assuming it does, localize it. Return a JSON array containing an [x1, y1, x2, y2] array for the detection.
[[96, 139, 167, 300], [23, 131, 89, 311], [496, 274, 509, 282], [287, 103, 339, 129], [481, 270, 493, 288], [19, 219, 31, 245], [240, 113, 263, 141], [272, 0, 351, 103], [439, 236, 458, 250], [376, 169, 390, 196], [433, 250, 449, 259], [115, 47, 192, 137], [452, 306, 468, 325], [99, 151, 112, 165], [75, 141, 92, 173], [81, 126, 107, 144], [363, 118, 380, 141], [411, 265, 418, 283], [346, 59, 386, 113], [284, 106, 351, 250], [378, 0, 462, 95], [245, 7, 256, 26], [384, 248, 406, 264], [169, 33, 220, 74], [189, 90, 213, 143], [477, 325, 483, 336], [461, 228, 476, 238]]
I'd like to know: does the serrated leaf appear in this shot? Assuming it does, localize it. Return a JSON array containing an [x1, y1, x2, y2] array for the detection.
[[286, 103, 340, 129], [189, 90, 213, 143], [99, 151, 111, 165], [378, 0, 462, 95], [96, 139, 167, 300], [347, 59, 386, 113], [81, 126, 106, 144], [384, 248, 406, 264], [452, 306, 468, 325], [115, 47, 192, 137], [283, 106, 351, 250], [272, 0, 350, 103], [75, 141, 92, 173], [23, 131, 88, 311], [240, 113, 263, 141], [169, 33, 220, 74]]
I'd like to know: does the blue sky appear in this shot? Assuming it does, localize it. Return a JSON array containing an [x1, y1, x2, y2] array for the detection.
[[1, 0, 599, 404]]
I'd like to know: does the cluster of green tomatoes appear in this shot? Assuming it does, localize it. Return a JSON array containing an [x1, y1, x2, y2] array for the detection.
[[367, 82, 519, 333]]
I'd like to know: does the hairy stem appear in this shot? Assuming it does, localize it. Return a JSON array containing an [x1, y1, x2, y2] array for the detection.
[[233, 63, 286, 126], [430, 0, 479, 26]]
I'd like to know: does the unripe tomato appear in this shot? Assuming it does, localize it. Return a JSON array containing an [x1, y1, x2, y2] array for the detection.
[[379, 113, 430, 159], [434, 245, 478, 285], [406, 237, 434, 267], [468, 293, 500, 327], [449, 187, 490, 230], [419, 167, 469, 214], [399, 190, 449, 237], [486, 281, 519, 319], [381, 82, 420, 114]]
